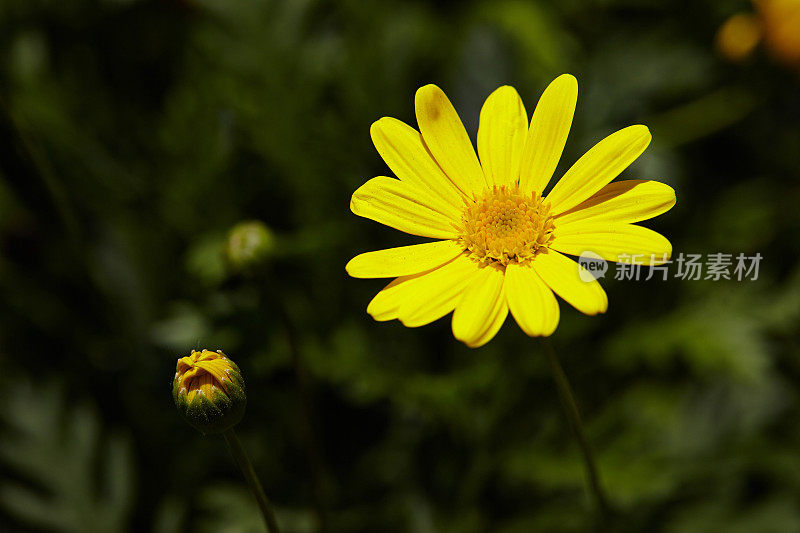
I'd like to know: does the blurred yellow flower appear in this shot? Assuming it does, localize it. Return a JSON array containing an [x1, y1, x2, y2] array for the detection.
[[347, 75, 675, 347], [759, 0, 800, 65], [717, 0, 800, 66], [716, 13, 762, 62]]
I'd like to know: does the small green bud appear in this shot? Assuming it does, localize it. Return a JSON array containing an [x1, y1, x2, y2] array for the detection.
[[173, 349, 246, 435], [225, 221, 275, 272]]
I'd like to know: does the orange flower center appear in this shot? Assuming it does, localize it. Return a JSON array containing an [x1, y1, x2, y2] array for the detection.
[[175, 349, 234, 402], [459, 184, 555, 266]]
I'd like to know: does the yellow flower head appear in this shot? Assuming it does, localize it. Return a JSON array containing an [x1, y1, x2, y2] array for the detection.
[[173, 349, 246, 434], [347, 75, 675, 347]]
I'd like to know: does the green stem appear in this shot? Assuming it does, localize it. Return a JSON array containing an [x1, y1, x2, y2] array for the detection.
[[540, 338, 611, 521], [223, 428, 280, 533]]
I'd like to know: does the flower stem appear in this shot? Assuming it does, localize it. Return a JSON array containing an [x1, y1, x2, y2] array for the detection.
[[540, 338, 611, 521], [223, 428, 280, 533]]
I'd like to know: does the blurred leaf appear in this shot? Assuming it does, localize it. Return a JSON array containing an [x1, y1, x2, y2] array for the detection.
[[0, 379, 134, 532]]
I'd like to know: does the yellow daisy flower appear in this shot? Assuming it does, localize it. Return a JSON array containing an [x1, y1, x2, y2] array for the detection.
[[347, 75, 675, 348]]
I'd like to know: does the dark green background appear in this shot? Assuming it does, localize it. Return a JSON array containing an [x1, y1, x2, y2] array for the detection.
[[1, 0, 798, 531]]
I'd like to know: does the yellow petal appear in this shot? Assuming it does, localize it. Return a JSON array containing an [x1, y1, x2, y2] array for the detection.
[[477, 86, 528, 188], [346, 240, 465, 279], [466, 303, 509, 348], [519, 74, 578, 195], [550, 223, 672, 264], [398, 255, 479, 327], [370, 117, 467, 209], [366, 270, 432, 322], [546, 125, 652, 215], [505, 263, 560, 337], [350, 177, 460, 239], [532, 250, 608, 315], [451, 264, 508, 347], [555, 180, 676, 226], [415, 84, 487, 198]]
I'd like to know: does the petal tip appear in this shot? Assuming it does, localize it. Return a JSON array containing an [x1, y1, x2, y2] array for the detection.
[[554, 73, 578, 87], [344, 257, 357, 276], [666, 188, 677, 209], [415, 84, 443, 101], [415, 84, 451, 113], [492, 84, 519, 96], [632, 124, 652, 140], [371, 116, 401, 131], [369, 117, 386, 135]]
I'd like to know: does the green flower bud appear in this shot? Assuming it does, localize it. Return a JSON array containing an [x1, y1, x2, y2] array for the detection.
[[173, 349, 246, 435], [225, 221, 275, 272]]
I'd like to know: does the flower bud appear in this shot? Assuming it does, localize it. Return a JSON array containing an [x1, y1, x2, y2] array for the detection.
[[173, 349, 246, 435], [225, 220, 275, 273]]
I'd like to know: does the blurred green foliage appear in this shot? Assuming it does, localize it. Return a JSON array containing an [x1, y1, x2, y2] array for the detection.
[[0, 380, 133, 532], [1, 0, 800, 531]]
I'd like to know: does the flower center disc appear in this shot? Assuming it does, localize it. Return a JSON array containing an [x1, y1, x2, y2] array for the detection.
[[459, 184, 555, 266]]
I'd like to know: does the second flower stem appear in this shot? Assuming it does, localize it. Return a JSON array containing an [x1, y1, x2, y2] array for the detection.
[[223, 428, 281, 533], [540, 338, 611, 521]]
